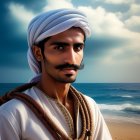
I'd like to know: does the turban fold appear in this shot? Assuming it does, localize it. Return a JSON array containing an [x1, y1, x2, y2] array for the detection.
[[27, 8, 91, 81]]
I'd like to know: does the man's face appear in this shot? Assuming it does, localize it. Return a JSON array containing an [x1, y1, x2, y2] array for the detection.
[[41, 28, 85, 83]]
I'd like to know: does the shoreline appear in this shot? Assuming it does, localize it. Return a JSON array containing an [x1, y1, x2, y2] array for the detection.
[[106, 120, 140, 140]]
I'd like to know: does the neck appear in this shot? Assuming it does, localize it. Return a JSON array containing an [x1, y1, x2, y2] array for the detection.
[[37, 76, 70, 105]]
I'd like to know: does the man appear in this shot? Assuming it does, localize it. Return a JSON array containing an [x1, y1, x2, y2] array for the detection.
[[0, 9, 112, 140]]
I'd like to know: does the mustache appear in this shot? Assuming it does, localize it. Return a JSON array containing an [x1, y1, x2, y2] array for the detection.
[[55, 63, 84, 70]]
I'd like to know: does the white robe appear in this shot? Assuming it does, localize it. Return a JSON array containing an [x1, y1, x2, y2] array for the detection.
[[0, 86, 112, 140]]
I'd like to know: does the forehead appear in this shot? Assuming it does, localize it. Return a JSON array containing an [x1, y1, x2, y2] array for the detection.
[[47, 27, 85, 43]]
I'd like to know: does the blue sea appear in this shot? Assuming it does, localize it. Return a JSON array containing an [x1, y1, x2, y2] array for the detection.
[[0, 83, 140, 124]]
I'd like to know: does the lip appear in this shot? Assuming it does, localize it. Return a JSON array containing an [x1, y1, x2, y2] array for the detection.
[[61, 68, 76, 74]]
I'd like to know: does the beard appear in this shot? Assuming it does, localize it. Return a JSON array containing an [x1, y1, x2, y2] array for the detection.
[[43, 57, 84, 83]]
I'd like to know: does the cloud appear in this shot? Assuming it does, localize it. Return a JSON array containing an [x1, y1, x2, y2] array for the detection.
[[79, 7, 124, 36], [6, 0, 140, 82], [43, 0, 73, 11], [8, 1, 139, 38], [7, 0, 140, 39], [125, 16, 140, 32], [101, 45, 140, 65], [128, 3, 140, 15], [78, 4, 140, 82], [78, 6, 137, 38], [7, 1, 73, 33], [81, 43, 140, 83], [8, 3, 35, 32], [77, 4, 140, 67], [104, 0, 134, 4], [8, 0, 140, 59], [117, 3, 140, 23], [116, 2, 140, 20]]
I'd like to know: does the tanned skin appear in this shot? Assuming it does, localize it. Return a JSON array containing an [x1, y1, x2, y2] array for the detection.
[[32, 27, 85, 120]]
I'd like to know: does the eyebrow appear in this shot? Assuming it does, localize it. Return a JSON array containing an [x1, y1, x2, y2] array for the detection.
[[50, 41, 85, 46], [50, 42, 69, 46]]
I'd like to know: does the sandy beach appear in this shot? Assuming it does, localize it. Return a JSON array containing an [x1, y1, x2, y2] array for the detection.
[[106, 120, 140, 140]]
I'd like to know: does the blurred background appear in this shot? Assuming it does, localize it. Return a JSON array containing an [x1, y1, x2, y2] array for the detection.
[[0, 0, 140, 83]]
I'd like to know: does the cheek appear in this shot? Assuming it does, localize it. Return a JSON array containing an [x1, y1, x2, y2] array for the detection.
[[77, 52, 83, 63], [44, 53, 62, 67]]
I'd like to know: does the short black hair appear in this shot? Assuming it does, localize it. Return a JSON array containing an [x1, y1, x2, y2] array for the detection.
[[34, 37, 51, 54], [33, 37, 51, 72]]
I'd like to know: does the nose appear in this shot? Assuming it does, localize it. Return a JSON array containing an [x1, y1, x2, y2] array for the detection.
[[64, 47, 76, 64]]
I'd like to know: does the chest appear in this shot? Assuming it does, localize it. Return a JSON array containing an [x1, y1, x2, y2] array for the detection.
[[20, 99, 82, 140]]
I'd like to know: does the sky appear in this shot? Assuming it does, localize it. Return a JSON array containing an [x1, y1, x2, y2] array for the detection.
[[0, 0, 140, 83]]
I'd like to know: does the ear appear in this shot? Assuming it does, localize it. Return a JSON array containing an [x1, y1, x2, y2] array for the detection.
[[32, 45, 43, 61]]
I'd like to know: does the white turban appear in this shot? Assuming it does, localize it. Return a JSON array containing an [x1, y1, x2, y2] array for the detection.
[[27, 8, 91, 82]]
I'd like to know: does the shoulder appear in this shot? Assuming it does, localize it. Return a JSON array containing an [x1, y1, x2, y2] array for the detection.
[[0, 86, 37, 119], [82, 94, 100, 110], [0, 98, 28, 135], [0, 87, 40, 134], [0, 98, 28, 120], [84, 95, 100, 115], [0, 84, 45, 119]]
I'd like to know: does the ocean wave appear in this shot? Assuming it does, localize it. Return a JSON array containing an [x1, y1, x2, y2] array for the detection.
[[110, 94, 134, 98], [120, 95, 133, 98], [108, 88, 140, 93], [98, 103, 140, 114]]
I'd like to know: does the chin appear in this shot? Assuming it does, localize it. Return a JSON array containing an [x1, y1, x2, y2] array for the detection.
[[58, 75, 76, 83], [59, 78, 76, 83], [51, 73, 77, 83], [65, 74, 77, 83]]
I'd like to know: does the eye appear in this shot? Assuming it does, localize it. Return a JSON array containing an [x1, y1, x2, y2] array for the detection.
[[54, 45, 65, 51], [74, 44, 84, 52]]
